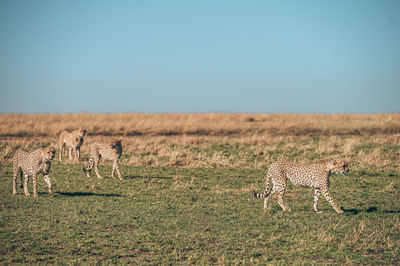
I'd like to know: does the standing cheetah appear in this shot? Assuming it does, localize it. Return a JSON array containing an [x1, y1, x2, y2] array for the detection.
[[12, 147, 56, 197], [253, 160, 349, 214], [83, 139, 124, 180], [59, 128, 86, 162]]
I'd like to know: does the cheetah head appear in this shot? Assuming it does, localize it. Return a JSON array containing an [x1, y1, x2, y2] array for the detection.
[[110, 139, 122, 148], [42, 147, 56, 161], [78, 128, 87, 142], [78, 128, 87, 138], [328, 160, 349, 176]]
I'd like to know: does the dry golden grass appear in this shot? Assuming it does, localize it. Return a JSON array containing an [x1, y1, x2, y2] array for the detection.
[[1, 113, 399, 137], [0, 113, 399, 173]]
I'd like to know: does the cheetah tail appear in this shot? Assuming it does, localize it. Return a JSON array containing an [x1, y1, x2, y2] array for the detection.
[[252, 191, 264, 198], [252, 191, 269, 198], [83, 158, 93, 173], [252, 172, 272, 198]]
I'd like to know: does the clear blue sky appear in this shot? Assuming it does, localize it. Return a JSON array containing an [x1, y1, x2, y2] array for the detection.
[[0, 0, 399, 113]]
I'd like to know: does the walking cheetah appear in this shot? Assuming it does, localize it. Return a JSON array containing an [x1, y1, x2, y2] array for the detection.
[[253, 160, 349, 214], [83, 139, 124, 180], [59, 128, 86, 162], [12, 147, 56, 197]]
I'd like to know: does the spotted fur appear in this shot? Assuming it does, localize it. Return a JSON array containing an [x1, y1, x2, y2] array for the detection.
[[59, 128, 86, 162], [83, 139, 124, 180], [253, 160, 349, 214], [12, 147, 56, 197]]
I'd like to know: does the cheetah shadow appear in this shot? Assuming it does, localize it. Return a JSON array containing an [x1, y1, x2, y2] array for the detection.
[[56, 192, 124, 197], [124, 175, 171, 180], [342, 206, 400, 214]]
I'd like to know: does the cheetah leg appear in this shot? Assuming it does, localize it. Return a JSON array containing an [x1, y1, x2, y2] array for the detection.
[[33, 174, 38, 197], [112, 160, 124, 180], [314, 189, 322, 213], [73, 148, 79, 162], [68, 148, 73, 161], [76, 148, 80, 160], [263, 186, 277, 210], [59, 143, 64, 162], [12, 165, 20, 195], [116, 165, 124, 181], [94, 158, 103, 179], [321, 188, 343, 214], [111, 162, 116, 179], [277, 189, 291, 212], [24, 174, 30, 196], [19, 171, 23, 188], [13, 176, 17, 195], [43, 175, 52, 195]]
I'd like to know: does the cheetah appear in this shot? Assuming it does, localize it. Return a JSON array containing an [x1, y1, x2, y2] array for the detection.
[[12, 147, 56, 197], [83, 139, 124, 180], [253, 160, 349, 214], [59, 128, 87, 162]]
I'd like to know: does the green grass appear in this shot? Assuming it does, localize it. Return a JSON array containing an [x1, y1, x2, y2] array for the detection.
[[0, 163, 399, 264]]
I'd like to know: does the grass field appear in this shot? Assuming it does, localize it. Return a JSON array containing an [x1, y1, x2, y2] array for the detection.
[[0, 113, 399, 264]]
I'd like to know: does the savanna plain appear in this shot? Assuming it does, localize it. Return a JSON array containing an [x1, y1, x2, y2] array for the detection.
[[0, 113, 399, 264]]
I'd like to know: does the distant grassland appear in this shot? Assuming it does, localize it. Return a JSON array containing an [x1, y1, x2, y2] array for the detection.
[[1, 113, 399, 137], [0, 113, 399, 264], [0, 113, 399, 173]]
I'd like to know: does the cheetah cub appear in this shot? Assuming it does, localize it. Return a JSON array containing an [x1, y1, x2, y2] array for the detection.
[[253, 160, 349, 214], [12, 147, 56, 197], [83, 139, 124, 180], [59, 128, 87, 162]]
